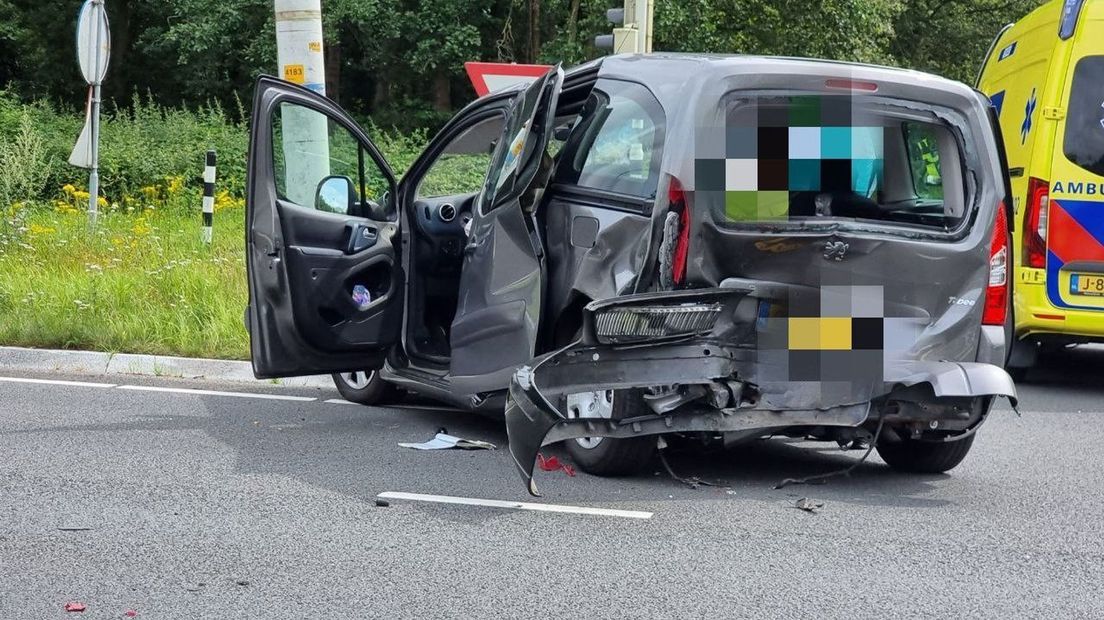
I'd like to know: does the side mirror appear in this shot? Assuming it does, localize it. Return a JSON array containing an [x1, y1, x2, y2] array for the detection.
[[315, 175, 357, 214]]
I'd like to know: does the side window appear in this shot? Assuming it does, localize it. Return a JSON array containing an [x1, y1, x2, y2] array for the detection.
[[905, 122, 944, 201], [272, 102, 387, 215], [416, 114, 505, 198], [557, 79, 665, 198], [1063, 55, 1104, 177]]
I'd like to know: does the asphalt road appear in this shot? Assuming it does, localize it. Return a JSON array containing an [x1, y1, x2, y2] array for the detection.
[[2, 348, 1103, 619]]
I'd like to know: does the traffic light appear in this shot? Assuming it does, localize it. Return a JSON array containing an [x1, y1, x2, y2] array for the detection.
[[594, 0, 653, 54]]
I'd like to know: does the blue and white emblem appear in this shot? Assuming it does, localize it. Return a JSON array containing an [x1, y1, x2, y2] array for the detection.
[[1020, 88, 1037, 145]]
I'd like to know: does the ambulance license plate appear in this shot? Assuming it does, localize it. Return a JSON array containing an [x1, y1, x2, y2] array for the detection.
[[1071, 273, 1104, 297]]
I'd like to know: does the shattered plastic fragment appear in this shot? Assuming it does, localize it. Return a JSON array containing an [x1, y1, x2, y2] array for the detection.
[[398, 432, 496, 450], [352, 285, 372, 311], [537, 453, 576, 477], [64, 602, 87, 612], [794, 498, 825, 513]]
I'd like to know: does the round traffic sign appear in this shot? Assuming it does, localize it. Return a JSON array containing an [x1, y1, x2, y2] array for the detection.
[[76, 0, 110, 85]]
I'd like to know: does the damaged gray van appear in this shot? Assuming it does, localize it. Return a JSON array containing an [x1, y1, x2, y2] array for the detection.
[[244, 55, 1017, 496]]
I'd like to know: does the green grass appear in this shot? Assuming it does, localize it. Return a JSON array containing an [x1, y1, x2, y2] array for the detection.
[[0, 94, 477, 360], [0, 206, 250, 359]]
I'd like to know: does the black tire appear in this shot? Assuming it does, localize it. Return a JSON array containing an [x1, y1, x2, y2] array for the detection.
[[877, 434, 976, 474], [564, 390, 657, 476], [331, 370, 394, 406]]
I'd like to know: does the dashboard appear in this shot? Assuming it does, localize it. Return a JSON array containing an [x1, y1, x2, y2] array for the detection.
[[410, 192, 477, 273]]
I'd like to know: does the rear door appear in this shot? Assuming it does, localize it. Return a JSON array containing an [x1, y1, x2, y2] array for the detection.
[[246, 77, 403, 378], [448, 66, 563, 391], [683, 78, 1005, 382], [1045, 26, 1104, 312]]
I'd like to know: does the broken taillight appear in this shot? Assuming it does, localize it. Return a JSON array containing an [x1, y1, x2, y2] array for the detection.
[[983, 202, 1010, 326], [1023, 177, 1049, 268], [669, 178, 690, 286], [594, 303, 722, 344]]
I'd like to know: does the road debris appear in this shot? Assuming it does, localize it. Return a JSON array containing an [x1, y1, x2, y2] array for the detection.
[[536, 453, 576, 477], [57, 525, 94, 532], [64, 602, 87, 612], [657, 449, 725, 490], [398, 432, 496, 451], [374, 498, 390, 507], [124, 610, 138, 617], [774, 417, 886, 490], [794, 498, 825, 513]]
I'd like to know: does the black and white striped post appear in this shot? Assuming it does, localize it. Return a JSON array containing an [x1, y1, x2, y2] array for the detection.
[[201, 149, 216, 244]]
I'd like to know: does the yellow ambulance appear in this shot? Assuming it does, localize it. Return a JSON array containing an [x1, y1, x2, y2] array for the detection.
[[977, 0, 1104, 377]]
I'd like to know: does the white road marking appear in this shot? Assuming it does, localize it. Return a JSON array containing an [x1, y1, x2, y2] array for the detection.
[[377, 491, 653, 520], [0, 376, 116, 388], [324, 398, 358, 405], [116, 385, 316, 402]]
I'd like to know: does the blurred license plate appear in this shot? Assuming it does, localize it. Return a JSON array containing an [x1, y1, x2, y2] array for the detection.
[[1071, 273, 1104, 296]]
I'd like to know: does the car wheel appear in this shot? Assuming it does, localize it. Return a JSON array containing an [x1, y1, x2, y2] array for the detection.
[[564, 389, 657, 476], [331, 370, 394, 406], [876, 434, 975, 474]]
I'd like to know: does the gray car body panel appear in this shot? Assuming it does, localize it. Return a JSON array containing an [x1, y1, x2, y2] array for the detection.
[[502, 55, 1016, 493]]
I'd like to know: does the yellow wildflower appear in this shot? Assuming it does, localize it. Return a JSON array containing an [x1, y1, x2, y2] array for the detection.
[[214, 190, 245, 212]]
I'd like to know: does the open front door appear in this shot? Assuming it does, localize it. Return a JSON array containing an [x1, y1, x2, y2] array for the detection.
[[449, 66, 563, 391], [246, 77, 403, 378]]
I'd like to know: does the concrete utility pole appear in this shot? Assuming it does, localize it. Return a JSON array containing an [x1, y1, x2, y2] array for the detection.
[[274, 0, 330, 207]]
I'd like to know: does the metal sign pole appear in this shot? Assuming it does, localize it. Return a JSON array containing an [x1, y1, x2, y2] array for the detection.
[[87, 0, 103, 228]]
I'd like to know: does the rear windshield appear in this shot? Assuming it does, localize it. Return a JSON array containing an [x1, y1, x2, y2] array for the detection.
[[1063, 56, 1104, 177], [696, 93, 967, 231]]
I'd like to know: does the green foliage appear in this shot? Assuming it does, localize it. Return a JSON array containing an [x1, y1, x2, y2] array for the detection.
[[0, 90, 433, 210], [0, 0, 1047, 127], [890, 0, 1043, 83], [0, 206, 251, 359]]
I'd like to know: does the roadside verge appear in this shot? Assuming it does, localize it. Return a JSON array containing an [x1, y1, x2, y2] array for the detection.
[[0, 346, 332, 389]]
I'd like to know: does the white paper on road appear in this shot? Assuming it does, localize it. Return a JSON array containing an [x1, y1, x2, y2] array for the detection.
[[398, 432, 496, 451]]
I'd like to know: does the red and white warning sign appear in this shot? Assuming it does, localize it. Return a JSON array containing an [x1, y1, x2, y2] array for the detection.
[[464, 62, 553, 97]]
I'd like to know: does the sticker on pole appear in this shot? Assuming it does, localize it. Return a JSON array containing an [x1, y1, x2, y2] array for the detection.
[[76, 0, 111, 85], [284, 64, 306, 84], [464, 62, 552, 97]]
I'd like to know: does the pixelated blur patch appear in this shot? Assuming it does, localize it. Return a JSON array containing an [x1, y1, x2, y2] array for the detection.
[[697, 94, 891, 224], [786, 317, 854, 350], [754, 285, 893, 386]]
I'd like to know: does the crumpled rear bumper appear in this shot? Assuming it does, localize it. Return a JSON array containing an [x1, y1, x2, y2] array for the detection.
[[504, 288, 1018, 496], [505, 339, 875, 496]]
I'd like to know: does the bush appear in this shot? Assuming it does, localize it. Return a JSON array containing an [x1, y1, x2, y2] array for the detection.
[[0, 91, 439, 212], [0, 93, 460, 359]]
